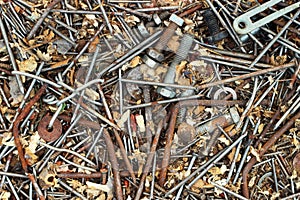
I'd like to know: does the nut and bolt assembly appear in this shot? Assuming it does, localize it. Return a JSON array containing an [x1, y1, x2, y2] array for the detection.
[[157, 34, 194, 98]]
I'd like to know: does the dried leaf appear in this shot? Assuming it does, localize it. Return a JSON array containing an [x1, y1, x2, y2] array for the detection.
[[38, 168, 58, 189], [86, 179, 113, 198], [125, 15, 140, 26], [218, 136, 230, 145], [24, 147, 39, 165], [9, 76, 24, 106], [88, 35, 99, 52], [50, 58, 71, 69], [271, 192, 280, 200], [17, 56, 37, 72], [75, 80, 99, 101], [130, 56, 141, 68], [248, 176, 256, 187], [37, 50, 52, 61], [208, 166, 224, 175], [117, 110, 130, 129], [135, 114, 145, 133], [250, 146, 261, 162], [258, 124, 264, 134], [0, 191, 11, 200]]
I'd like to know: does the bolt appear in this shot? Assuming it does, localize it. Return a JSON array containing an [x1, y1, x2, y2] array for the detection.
[[157, 34, 194, 98], [143, 4, 202, 68], [203, 9, 228, 44], [175, 89, 195, 126]]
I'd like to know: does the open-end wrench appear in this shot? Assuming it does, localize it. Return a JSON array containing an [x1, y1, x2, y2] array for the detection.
[[233, 0, 300, 35]]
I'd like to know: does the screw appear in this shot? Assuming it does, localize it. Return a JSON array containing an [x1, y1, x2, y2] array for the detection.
[[157, 34, 194, 98]]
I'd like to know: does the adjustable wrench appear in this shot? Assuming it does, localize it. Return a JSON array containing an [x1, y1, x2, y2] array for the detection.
[[233, 0, 300, 35]]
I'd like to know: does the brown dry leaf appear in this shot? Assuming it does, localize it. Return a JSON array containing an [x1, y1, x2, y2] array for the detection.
[[230, 147, 241, 162], [191, 179, 204, 192], [68, 67, 75, 86], [97, 194, 106, 200], [28, 132, 40, 153], [0, 191, 11, 200], [17, 56, 37, 72], [218, 136, 230, 145], [248, 176, 256, 187], [88, 35, 99, 52], [50, 58, 71, 69], [208, 166, 226, 176], [130, 56, 141, 68], [270, 55, 287, 65], [263, 110, 275, 118], [37, 50, 52, 61], [44, 30, 55, 42], [193, 106, 205, 116], [250, 146, 261, 162], [86, 180, 113, 199], [117, 110, 130, 129], [135, 114, 145, 133], [38, 168, 58, 189], [175, 60, 187, 82], [227, 147, 236, 162], [84, 14, 99, 27], [75, 80, 99, 101], [177, 76, 190, 86], [124, 15, 140, 26], [24, 147, 39, 165], [258, 124, 264, 134], [271, 192, 280, 200], [224, 124, 235, 133]]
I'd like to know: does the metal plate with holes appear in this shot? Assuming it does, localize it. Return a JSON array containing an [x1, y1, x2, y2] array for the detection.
[[233, 0, 300, 34]]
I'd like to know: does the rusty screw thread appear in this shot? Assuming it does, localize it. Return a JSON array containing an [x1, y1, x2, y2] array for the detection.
[[154, 4, 202, 51]]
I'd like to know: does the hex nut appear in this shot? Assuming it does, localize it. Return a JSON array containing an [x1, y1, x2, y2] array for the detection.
[[169, 14, 184, 27], [153, 13, 162, 25], [137, 23, 150, 38], [229, 107, 240, 125], [146, 48, 164, 62], [157, 86, 176, 98], [142, 54, 159, 68]]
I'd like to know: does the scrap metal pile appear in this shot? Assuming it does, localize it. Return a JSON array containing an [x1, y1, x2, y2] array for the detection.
[[0, 0, 300, 199]]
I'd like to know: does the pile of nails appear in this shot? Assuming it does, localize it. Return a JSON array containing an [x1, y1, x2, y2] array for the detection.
[[0, 0, 300, 199]]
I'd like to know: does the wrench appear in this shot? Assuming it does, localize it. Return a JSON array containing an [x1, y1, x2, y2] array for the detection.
[[233, 0, 300, 35]]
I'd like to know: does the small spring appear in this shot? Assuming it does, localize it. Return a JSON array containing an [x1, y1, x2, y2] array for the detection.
[[43, 93, 58, 105], [203, 9, 220, 36]]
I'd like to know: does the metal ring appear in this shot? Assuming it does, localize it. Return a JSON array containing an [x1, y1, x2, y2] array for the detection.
[[213, 87, 237, 100]]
